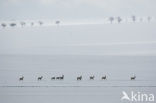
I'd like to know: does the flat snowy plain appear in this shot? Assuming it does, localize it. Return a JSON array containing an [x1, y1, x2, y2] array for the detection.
[[0, 21, 156, 103]]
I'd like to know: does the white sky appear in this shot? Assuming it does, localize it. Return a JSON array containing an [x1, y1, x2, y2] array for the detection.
[[0, 0, 156, 20]]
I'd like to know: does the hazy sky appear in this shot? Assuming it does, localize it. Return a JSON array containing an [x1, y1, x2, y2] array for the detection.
[[0, 0, 156, 20]]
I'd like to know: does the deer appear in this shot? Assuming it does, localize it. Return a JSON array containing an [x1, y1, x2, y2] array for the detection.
[[77, 76, 82, 80], [131, 75, 136, 80], [51, 77, 55, 80], [56, 75, 64, 80], [101, 75, 107, 80], [38, 76, 43, 80], [19, 76, 24, 81], [56, 76, 60, 80], [60, 75, 64, 80], [90, 76, 95, 80]]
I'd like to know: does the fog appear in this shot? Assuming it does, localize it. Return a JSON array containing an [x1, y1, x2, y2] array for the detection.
[[0, 0, 156, 20], [0, 0, 156, 103]]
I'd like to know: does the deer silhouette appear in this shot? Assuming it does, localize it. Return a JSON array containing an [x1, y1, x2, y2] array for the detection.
[[56, 76, 60, 80], [60, 75, 64, 80], [56, 75, 64, 80], [77, 76, 82, 80], [19, 76, 24, 81], [131, 75, 136, 80], [38, 76, 43, 80], [51, 77, 55, 80], [101, 75, 107, 80], [90, 76, 95, 80]]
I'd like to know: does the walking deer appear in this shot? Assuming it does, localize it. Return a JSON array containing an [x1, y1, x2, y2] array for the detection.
[[131, 75, 136, 80], [101, 75, 107, 80], [38, 76, 43, 80], [77, 76, 82, 80], [90, 76, 95, 80], [19, 76, 24, 81]]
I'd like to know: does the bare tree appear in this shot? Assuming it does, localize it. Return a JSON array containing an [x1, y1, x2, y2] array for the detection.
[[1, 23, 7, 28], [140, 17, 143, 22], [31, 22, 34, 26], [109, 17, 114, 24], [10, 23, 16, 27], [55, 20, 60, 25], [20, 22, 26, 27], [38, 21, 43, 26], [117, 17, 122, 23], [132, 15, 136, 22], [147, 16, 151, 22]]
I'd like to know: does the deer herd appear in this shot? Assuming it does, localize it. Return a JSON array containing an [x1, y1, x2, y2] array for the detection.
[[19, 75, 136, 81]]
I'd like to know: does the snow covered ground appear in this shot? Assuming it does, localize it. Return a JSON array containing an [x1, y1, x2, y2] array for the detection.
[[0, 22, 156, 103]]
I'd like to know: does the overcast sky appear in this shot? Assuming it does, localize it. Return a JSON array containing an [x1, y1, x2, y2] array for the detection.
[[0, 0, 156, 20]]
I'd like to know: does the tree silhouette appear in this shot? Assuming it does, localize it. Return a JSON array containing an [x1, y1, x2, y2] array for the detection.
[[10, 23, 16, 27], [132, 15, 136, 22], [109, 17, 114, 24], [20, 22, 26, 27], [55, 20, 60, 25], [1, 23, 7, 28], [31, 22, 34, 26], [38, 21, 43, 26], [140, 17, 143, 22], [117, 17, 122, 23], [147, 16, 151, 22]]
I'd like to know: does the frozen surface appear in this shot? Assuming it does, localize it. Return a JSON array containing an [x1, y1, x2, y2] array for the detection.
[[0, 23, 156, 103], [0, 23, 156, 55], [0, 55, 156, 86], [0, 87, 156, 103]]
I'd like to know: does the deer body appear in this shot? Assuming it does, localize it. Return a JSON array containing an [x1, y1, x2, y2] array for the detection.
[[38, 76, 43, 80], [131, 75, 136, 80], [19, 76, 24, 81], [77, 76, 82, 80], [90, 76, 95, 80], [101, 75, 107, 80]]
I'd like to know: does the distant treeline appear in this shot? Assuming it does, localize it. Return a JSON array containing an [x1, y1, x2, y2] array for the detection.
[[0, 16, 154, 28]]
